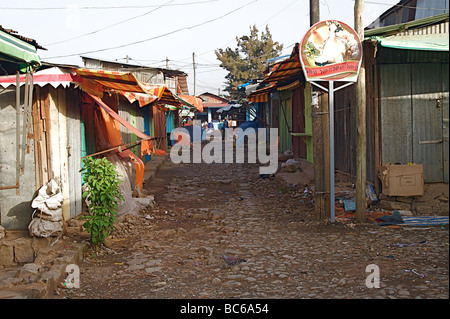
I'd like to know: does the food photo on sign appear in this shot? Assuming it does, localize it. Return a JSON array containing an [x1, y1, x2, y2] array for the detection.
[[300, 20, 362, 82]]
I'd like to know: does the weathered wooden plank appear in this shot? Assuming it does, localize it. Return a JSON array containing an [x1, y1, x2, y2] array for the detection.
[[42, 86, 52, 181], [48, 87, 71, 222], [66, 89, 82, 218], [32, 87, 43, 188]]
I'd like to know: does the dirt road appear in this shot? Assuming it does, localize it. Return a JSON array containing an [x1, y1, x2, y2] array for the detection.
[[50, 159, 449, 300]]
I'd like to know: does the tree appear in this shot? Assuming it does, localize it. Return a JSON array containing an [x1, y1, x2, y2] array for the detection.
[[215, 25, 283, 99]]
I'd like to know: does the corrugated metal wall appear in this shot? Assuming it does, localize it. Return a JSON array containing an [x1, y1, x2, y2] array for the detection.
[[379, 64, 413, 164], [379, 62, 449, 183], [411, 63, 444, 182], [64, 88, 83, 218], [0, 87, 36, 229], [118, 97, 144, 157], [443, 65, 449, 182], [415, 0, 449, 20]]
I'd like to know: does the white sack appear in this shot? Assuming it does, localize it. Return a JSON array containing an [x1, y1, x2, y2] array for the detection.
[[28, 218, 63, 238]]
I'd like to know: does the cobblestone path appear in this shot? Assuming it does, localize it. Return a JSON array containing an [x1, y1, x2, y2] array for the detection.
[[52, 160, 449, 300]]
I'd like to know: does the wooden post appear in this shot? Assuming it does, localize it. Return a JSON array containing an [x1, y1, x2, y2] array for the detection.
[[310, 0, 320, 26], [192, 52, 196, 96], [355, 0, 367, 223], [310, 0, 330, 220], [312, 91, 330, 220]]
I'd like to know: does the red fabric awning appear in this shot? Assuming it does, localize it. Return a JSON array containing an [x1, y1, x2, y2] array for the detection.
[[277, 79, 301, 91], [246, 45, 304, 102], [263, 44, 302, 83], [0, 67, 74, 88]]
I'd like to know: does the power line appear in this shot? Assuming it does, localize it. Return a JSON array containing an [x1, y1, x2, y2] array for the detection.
[[44, 0, 176, 46], [195, 81, 224, 90], [0, 0, 220, 10], [260, 0, 299, 26], [63, 0, 296, 90], [44, 0, 260, 60], [197, 68, 227, 74], [357, 0, 449, 11], [195, 0, 300, 59]]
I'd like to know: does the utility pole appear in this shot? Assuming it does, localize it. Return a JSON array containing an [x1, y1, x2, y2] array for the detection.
[[310, 0, 330, 221], [166, 57, 169, 69], [310, 0, 319, 25], [355, 0, 367, 223], [126, 55, 129, 63], [192, 52, 197, 96]]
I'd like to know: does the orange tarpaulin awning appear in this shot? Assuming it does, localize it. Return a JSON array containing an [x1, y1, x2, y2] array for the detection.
[[140, 84, 183, 107], [120, 91, 158, 107], [88, 94, 154, 156], [74, 68, 183, 107], [179, 95, 204, 112], [75, 68, 145, 95], [87, 93, 154, 189], [120, 91, 203, 112]]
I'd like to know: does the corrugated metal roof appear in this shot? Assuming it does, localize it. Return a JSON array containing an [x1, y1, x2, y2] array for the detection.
[[0, 25, 46, 50], [177, 75, 189, 95], [365, 12, 449, 37], [262, 44, 302, 84], [81, 56, 186, 77], [377, 33, 449, 51]]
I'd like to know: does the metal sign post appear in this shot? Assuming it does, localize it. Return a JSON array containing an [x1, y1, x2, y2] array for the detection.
[[300, 20, 363, 223], [310, 80, 354, 222]]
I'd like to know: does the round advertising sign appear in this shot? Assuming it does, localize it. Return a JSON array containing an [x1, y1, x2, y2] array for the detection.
[[300, 20, 362, 82]]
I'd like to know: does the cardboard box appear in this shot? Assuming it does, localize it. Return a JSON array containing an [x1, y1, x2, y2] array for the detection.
[[378, 163, 424, 197]]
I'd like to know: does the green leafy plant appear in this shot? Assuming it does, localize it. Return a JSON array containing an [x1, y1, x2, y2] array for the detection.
[[80, 157, 124, 247]]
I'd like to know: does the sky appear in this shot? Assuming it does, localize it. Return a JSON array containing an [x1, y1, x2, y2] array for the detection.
[[1, 0, 401, 96]]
